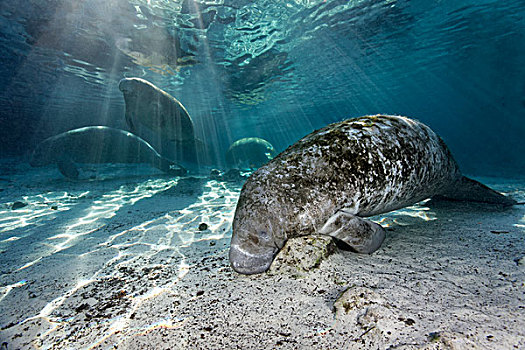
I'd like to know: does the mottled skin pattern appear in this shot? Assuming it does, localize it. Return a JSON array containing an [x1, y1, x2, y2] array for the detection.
[[119, 77, 195, 142], [30, 126, 186, 179], [230, 115, 515, 274]]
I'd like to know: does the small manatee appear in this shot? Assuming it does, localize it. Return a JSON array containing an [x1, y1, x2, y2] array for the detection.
[[225, 137, 276, 170]]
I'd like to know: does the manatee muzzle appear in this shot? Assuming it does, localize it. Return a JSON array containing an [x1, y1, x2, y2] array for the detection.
[[229, 242, 278, 275], [229, 227, 279, 274]]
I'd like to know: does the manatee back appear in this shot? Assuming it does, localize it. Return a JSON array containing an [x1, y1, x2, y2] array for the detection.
[[31, 127, 162, 166], [157, 93, 194, 141], [251, 115, 461, 219], [64, 127, 161, 164]]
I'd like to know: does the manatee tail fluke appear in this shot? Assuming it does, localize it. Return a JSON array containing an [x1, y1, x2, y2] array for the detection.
[[155, 157, 187, 176], [437, 176, 517, 206]]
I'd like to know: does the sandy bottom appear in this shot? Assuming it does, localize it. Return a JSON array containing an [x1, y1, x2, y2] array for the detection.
[[0, 159, 524, 349]]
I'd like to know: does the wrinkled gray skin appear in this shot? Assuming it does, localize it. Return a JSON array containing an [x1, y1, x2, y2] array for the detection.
[[225, 137, 277, 170], [30, 126, 186, 179], [230, 115, 516, 274], [119, 77, 195, 142]]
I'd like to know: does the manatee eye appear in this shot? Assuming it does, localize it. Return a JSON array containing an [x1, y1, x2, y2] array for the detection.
[[248, 230, 270, 245], [249, 235, 259, 244], [259, 230, 270, 240]]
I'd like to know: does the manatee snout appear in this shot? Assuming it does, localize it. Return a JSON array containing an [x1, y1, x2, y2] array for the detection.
[[118, 78, 136, 94], [29, 142, 52, 167], [229, 221, 280, 274], [29, 154, 44, 167]]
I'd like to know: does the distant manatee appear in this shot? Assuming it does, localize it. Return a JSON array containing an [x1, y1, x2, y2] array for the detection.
[[225, 137, 276, 170], [30, 126, 186, 179], [119, 77, 195, 142]]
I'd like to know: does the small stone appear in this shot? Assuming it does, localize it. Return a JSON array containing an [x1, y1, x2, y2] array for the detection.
[[11, 201, 27, 210], [198, 223, 208, 231], [196, 290, 204, 297], [428, 332, 441, 342], [403, 317, 416, 326], [209, 241, 216, 246], [209, 169, 221, 180], [490, 230, 509, 234], [223, 168, 246, 182], [50, 205, 58, 210], [334, 287, 383, 317], [75, 303, 90, 313], [115, 290, 127, 299], [424, 331, 482, 348]]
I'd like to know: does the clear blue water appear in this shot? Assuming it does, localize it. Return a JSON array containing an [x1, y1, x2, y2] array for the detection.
[[1, 1, 525, 347], [1, 0, 524, 175]]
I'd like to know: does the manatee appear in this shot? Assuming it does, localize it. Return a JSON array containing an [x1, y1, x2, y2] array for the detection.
[[30, 126, 186, 179], [225, 137, 276, 170], [118, 77, 195, 142], [229, 115, 517, 274]]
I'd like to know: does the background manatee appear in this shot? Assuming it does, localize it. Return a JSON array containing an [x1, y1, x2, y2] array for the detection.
[[225, 137, 276, 170], [30, 126, 186, 179], [119, 77, 195, 142]]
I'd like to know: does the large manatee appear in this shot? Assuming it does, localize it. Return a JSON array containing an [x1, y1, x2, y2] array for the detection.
[[229, 115, 517, 274], [30, 126, 186, 179]]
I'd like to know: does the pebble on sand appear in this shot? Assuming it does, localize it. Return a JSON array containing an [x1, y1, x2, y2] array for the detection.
[[11, 201, 27, 210]]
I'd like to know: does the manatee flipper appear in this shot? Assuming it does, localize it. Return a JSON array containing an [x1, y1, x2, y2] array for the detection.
[[317, 210, 386, 253], [436, 176, 517, 206], [57, 158, 79, 179]]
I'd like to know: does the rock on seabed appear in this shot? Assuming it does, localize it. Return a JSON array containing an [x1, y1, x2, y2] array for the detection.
[[267, 235, 337, 276]]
